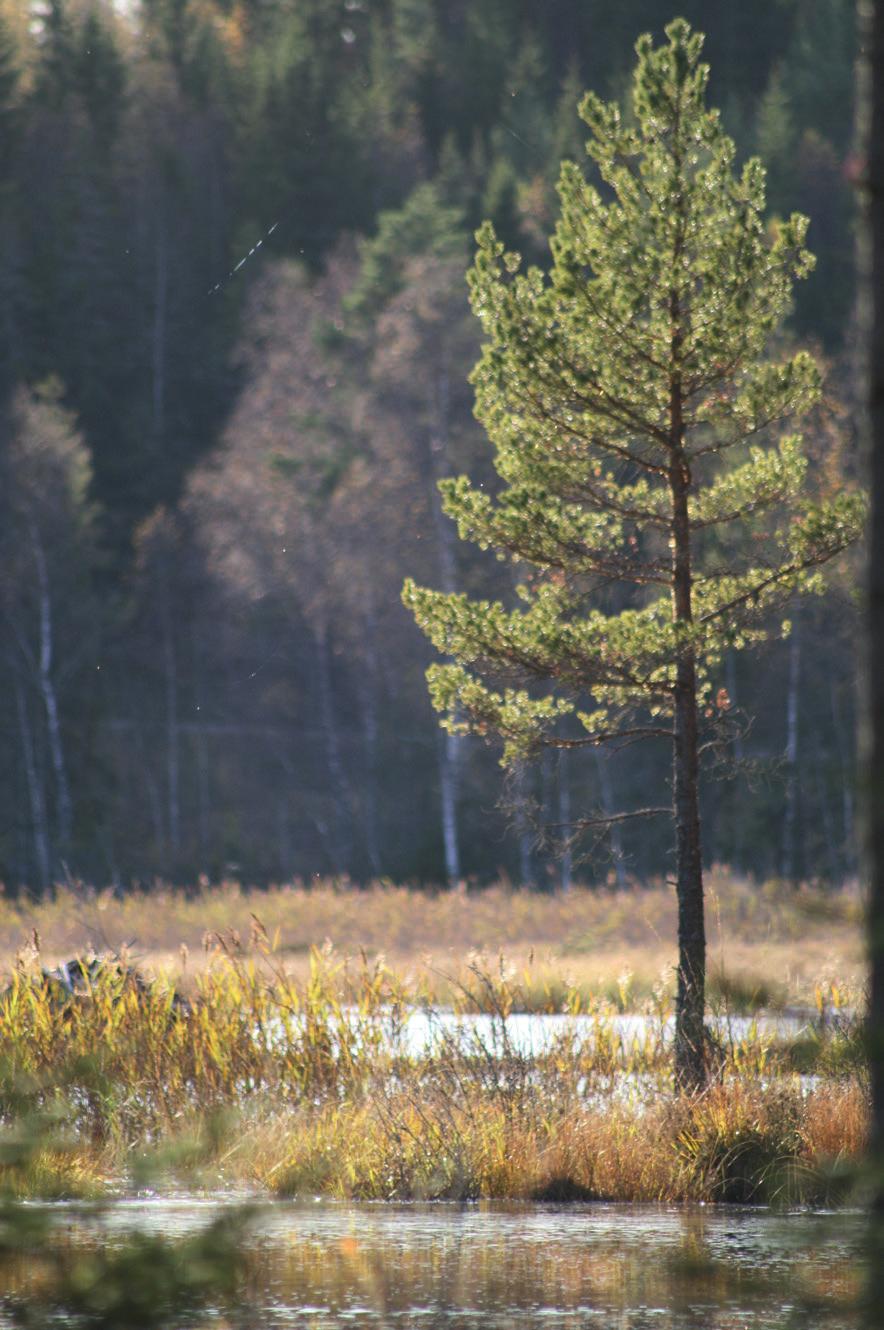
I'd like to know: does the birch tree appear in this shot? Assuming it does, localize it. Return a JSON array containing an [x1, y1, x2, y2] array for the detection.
[[0, 385, 99, 884], [404, 20, 862, 1089]]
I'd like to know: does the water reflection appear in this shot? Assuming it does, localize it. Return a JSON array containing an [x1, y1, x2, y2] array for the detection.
[[389, 1009, 809, 1060], [0, 1199, 862, 1328]]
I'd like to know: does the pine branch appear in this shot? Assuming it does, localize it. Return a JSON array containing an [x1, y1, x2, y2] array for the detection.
[[547, 806, 671, 830]]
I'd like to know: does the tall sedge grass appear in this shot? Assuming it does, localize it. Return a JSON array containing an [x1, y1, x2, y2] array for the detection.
[[0, 933, 869, 1204], [247, 1078, 866, 1205], [0, 871, 864, 1011]]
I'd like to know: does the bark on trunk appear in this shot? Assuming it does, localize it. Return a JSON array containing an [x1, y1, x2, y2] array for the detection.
[[671, 548, 706, 1089], [861, 1, 884, 1314], [830, 678, 855, 878], [669, 279, 706, 1092], [428, 368, 462, 884], [513, 762, 534, 887], [558, 749, 573, 892], [780, 613, 801, 881], [725, 651, 745, 874], [594, 749, 625, 889], [358, 605, 383, 878]]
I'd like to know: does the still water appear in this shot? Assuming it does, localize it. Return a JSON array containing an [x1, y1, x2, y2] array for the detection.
[[14, 1198, 862, 1328], [398, 1009, 807, 1057]]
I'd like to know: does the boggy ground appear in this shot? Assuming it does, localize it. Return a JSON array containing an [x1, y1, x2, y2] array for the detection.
[[0, 869, 865, 1013], [0, 938, 868, 1208]]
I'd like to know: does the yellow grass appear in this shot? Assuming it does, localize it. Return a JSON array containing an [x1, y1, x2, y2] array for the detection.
[[240, 1078, 867, 1205], [0, 869, 865, 1011], [0, 939, 870, 1206]]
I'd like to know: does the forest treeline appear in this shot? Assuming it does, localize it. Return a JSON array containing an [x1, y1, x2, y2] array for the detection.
[[0, 0, 861, 888]]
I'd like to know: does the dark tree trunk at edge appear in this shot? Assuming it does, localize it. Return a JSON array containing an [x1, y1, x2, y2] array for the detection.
[[861, 0, 884, 1322]]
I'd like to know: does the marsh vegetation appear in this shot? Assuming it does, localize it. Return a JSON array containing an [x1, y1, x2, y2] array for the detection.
[[0, 888, 868, 1324], [0, 885, 867, 1208]]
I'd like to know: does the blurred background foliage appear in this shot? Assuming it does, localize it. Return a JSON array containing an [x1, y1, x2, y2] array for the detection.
[[0, 0, 861, 889]]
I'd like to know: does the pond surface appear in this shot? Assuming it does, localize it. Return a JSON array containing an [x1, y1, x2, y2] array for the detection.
[[398, 1009, 809, 1058], [7, 1197, 862, 1328]]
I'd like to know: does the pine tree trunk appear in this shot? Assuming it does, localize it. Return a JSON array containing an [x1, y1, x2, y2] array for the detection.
[[428, 368, 462, 884], [725, 651, 745, 874], [861, 0, 884, 1312], [594, 749, 625, 889], [669, 319, 706, 1091], [672, 629, 706, 1089], [358, 605, 382, 878], [557, 749, 573, 892], [780, 613, 801, 881], [830, 679, 855, 878], [514, 763, 534, 886], [192, 625, 210, 863]]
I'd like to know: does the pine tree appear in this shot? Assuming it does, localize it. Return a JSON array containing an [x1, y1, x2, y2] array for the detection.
[[0, 11, 20, 178], [403, 20, 863, 1089], [74, 6, 126, 154], [32, 0, 74, 112], [755, 67, 796, 217]]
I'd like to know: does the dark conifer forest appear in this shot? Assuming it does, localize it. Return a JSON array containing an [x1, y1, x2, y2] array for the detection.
[[0, 0, 861, 889]]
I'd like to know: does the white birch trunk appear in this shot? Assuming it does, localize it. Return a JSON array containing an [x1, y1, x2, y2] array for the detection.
[[15, 672, 51, 889], [439, 729, 461, 884], [160, 574, 180, 859], [31, 525, 72, 852]]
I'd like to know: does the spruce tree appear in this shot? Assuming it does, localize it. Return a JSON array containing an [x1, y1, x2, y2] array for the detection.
[[403, 20, 862, 1089]]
